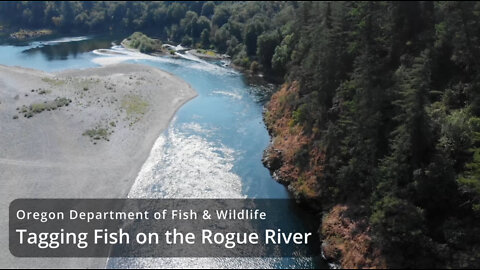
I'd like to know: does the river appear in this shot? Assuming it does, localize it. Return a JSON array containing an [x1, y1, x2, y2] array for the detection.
[[0, 34, 326, 269]]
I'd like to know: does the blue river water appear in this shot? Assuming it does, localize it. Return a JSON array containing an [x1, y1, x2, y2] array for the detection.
[[0, 35, 326, 269]]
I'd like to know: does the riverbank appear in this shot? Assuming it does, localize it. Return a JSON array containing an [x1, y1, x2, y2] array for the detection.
[[262, 81, 480, 268], [187, 49, 228, 60], [10, 28, 53, 40], [262, 82, 386, 268], [0, 63, 197, 268]]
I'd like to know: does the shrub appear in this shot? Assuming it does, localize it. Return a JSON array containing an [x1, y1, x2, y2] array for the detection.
[[23, 97, 72, 118], [82, 127, 110, 141], [125, 32, 162, 53]]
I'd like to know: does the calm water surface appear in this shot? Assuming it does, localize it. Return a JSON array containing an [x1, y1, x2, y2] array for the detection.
[[0, 35, 326, 269]]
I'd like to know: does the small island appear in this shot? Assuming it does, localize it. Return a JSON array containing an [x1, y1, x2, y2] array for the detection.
[[121, 32, 227, 60], [121, 32, 165, 54]]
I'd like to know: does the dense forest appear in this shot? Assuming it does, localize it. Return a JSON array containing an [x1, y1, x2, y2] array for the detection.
[[263, 1, 480, 268], [0, 1, 295, 76], [1, 1, 480, 268]]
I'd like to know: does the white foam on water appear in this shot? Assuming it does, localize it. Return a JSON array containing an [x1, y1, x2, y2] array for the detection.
[[182, 122, 217, 137], [91, 45, 238, 76], [127, 121, 243, 199], [99, 48, 297, 268], [107, 121, 283, 268], [177, 51, 205, 64], [108, 257, 277, 269], [91, 47, 158, 66], [30, 36, 90, 47], [212, 90, 243, 100]]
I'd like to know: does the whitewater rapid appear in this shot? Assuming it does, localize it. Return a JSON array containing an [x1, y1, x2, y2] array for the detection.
[[88, 46, 281, 268], [91, 46, 236, 76]]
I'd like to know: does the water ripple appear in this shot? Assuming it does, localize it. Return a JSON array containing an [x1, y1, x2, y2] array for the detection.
[[127, 121, 244, 199]]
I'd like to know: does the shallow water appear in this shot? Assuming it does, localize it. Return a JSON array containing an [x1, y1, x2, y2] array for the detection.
[[0, 35, 326, 269]]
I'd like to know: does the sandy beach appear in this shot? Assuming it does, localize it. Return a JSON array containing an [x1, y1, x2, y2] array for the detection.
[[0, 63, 197, 268]]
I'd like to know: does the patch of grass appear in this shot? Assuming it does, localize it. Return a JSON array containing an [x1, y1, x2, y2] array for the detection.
[[82, 126, 111, 141], [121, 95, 149, 116], [42, 77, 65, 86], [22, 97, 71, 118], [196, 49, 217, 56], [30, 103, 49, 113], [38, 89, 51, 95], [76, 79, 93, 92]]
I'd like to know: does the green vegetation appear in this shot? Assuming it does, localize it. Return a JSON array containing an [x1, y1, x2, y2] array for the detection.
[[123, 32, 162, 53], [196, 49, 216, 56], [192, 48, 222, 59], [263, 2, 480, 268], [82, 126, 110, 141], [2, 1, 480, 268], [0, 1, 294, 76], [38, 89, 51, 95], [21, 97, 71, 118], [41, 77, 65, 86], [10, 28, 52, 40], [76, 79, 93, 92], [121, 94, 149, 116]]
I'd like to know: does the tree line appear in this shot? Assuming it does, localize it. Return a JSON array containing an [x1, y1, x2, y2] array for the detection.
[[1, 1, 480, 268], [274, 1, 480, 267], [0, 1, 295, 76]]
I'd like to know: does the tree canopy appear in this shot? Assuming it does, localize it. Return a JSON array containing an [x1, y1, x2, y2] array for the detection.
[[1, 1, 480, 268]]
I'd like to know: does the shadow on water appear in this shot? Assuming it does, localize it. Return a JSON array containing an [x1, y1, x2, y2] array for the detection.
[[22, 38, 114, 60], [0, 33, 125, 61]]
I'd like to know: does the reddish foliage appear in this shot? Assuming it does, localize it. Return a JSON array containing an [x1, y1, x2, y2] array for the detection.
[[264, 82, 322, 198], [322, 205, 387, 269], [266, 84, 387, 267]]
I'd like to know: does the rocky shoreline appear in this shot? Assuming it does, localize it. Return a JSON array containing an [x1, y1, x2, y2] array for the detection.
[[261, 81, 480, 269], [261, 82, 386, 269]]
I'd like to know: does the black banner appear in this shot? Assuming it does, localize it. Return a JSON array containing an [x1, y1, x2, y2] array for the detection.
[[9, 199, 320, 257]]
